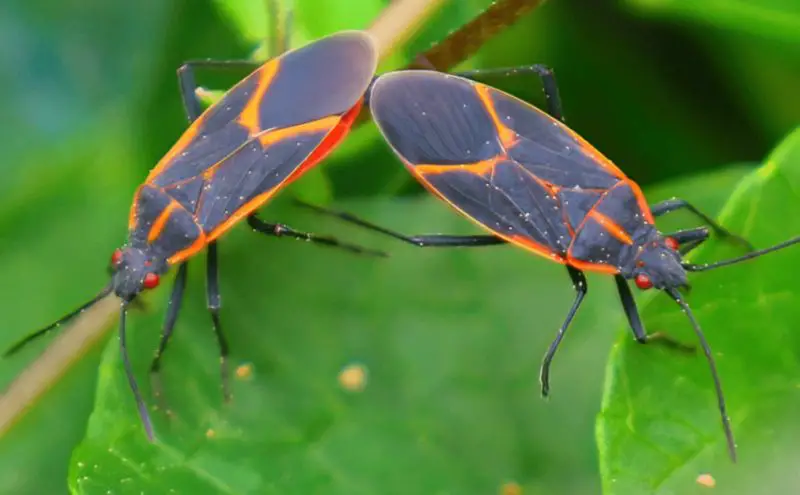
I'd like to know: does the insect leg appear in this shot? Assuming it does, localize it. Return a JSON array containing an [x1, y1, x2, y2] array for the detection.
[[539, 267, 587, 397], [663, 226, 710, 256], [176, 60, 261, 121], [206, 242, 231, 402], [614, 275, 694, 352], [149, 262, 188, 405], [452, 65, 564, 121], [292, 201, 506, 247], [651, 198, 753, 251], [247, 214, 389, 255]]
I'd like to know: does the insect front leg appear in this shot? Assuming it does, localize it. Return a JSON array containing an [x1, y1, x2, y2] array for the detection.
[[663, 226, 710, 256], [651, 198, 753, 251], [150, 262, 188, 408], [206, 241, 232, 402], [539, 266, 587, 397], [613, 275, 694, 352]]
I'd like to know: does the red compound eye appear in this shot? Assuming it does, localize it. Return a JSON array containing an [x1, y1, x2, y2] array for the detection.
[[665, 236, 680, 251], [143, 272, 160, 290], [635, 273, 653, 290], [111, 249, 123, 266]]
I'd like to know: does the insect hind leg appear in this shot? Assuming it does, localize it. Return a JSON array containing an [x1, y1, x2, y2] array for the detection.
[[247, 214, 390, 255], [452, 64, 564, 122], [292, 200, 506, 248]]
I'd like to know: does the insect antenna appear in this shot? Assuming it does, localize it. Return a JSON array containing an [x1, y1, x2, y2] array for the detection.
[[683, 235, 800, 272], [3, 285, 113, 357], [666, 288, 737, 462], [119, 302, 155, 441]]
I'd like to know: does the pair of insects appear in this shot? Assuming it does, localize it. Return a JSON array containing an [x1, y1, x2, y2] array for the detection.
[[7, 30, 799, 461]]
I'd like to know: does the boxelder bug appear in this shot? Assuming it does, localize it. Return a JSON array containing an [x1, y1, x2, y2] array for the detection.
[[4, 31, 382, 440], [300, 69, 800, 461]]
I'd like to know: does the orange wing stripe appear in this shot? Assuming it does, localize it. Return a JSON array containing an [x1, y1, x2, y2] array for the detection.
[[205, 115, 353, 243], [257, 115, 339, 147], [147, 201, 179, 243], [587, 210, 633, 245], [415, 156, 500, 177], [196, 116, 340, 183], [474, 83, 517, 149], [237, 60, 280, 135]]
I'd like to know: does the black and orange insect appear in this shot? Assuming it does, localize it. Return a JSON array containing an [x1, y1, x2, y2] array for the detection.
[[301, 69, 800, 461], [4, 31, 381, 439]]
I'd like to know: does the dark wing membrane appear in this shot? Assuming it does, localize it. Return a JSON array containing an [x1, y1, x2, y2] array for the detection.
[[195, 128, 330, 234], [421, 160, 573, 255], [370, 70, 626, 254], [146, 31, 377, 191], [370, 72, 504, 165]]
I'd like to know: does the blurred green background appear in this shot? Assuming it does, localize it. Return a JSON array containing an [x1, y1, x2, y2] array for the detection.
[[0, 0, 798, 494]]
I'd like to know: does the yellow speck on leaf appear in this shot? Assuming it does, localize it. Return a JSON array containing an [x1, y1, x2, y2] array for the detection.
[[696, 473, 716, 488], [236, 363, 253, 380], [338, 363, 368, 392]]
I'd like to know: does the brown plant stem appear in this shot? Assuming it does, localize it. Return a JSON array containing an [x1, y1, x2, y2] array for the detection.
[[0, 295, 119, 436]]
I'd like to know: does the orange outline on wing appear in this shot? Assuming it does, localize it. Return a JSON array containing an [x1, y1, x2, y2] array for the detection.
[[566, 257, 619, 275], [128, 185, 143, 231], [623, 178, 655, 224], [558, 124, 626, 180]]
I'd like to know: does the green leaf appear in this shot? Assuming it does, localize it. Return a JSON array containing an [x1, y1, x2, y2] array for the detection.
[[212, 0, 271, 44], [625, 0, 800, 44], [598, 127, 800, 493], [69, 197, 623, 494]]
